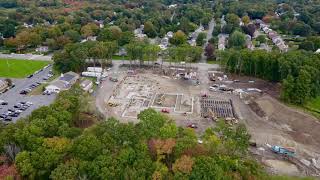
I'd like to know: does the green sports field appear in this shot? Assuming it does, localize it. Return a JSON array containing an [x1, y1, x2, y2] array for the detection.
[[0, 58, 50, 78]]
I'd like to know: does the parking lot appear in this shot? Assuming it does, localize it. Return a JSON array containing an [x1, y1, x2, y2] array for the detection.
[[0, 65, 56, 123]]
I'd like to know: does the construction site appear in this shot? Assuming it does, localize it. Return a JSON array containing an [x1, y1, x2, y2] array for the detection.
[[97, 64, 320, 177], [106, 72, 198, 121]]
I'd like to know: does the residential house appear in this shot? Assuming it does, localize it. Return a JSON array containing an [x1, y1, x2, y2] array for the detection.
[[35, 46, 49, 53]]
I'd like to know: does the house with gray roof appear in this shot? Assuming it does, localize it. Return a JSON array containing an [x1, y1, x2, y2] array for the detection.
[[45, 72, 79, 93]]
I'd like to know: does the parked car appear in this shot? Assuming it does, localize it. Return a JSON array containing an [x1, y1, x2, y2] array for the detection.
[[0, 114, 7, 118], [161, 108, 170, 113], [10, 113, 19, 117], [14, 104, 22, 108], [19, 107, 27, 111], [4, 117, 12, 121], [20, 90, 28, 95], [27, 74, 33, 78], [0, 100, 8, 105], [109, 77, 118, 82], [26, 102, 33, 105]]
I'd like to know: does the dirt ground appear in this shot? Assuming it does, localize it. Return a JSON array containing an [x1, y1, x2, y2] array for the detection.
[[99, 66, 320, 176]]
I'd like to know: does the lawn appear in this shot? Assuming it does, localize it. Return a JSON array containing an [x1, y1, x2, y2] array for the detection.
[[305, 97, 320, 112], [112, 55, 129, 60], [0, 59, 49, 78]]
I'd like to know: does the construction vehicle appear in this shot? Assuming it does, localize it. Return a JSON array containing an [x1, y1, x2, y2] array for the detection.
[[207, 108, 217, 121], [225, 117, 238, 125], [156, 94, 165, 105], [108, 102, 119, 107], [271, 145, 295, 157]]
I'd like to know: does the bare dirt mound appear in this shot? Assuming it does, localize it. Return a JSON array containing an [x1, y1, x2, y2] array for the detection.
[[255, 95, 320, 156], [248, 101, 266, 117]]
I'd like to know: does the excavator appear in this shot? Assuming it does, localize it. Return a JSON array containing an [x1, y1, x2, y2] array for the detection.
[[156, 94, 165, 105]]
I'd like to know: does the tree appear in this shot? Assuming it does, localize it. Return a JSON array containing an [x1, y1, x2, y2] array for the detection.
[[281, 74, 295, 103], [109, 26, 122, 41], [242, 24, 256, 37], [137, 108, 167, 139], [256, 35, 266, 43], [226, 13, 240, 27], [144, 21, 157, 38], [172, 155, 194, 174], [190, 156, 224, 179], [205, 43, 215, 60], [228, 31, 246, 49], [50, 160, 80, 180], [292, 22, 311, 36], [1, 23, 16, 38], [170, 30, 187, 46], [159, 123, 178, 139], [221, 24, 234, 34], [15, 151, 36, 178], [64, 30, 81, 42], [126, 41, 145, 66], [118, 31, 133, 46], [81, 23, 99, 38], [299, 41, 315, 51], [72, 134, 103, 160], [196, 32, 206, 46], [294, 69, 312, 104], [242, 15, 250, 25]]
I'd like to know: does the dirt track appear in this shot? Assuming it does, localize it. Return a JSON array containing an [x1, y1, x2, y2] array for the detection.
[[253, 95, 320, 157]]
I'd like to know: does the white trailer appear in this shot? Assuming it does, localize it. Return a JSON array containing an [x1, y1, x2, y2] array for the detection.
[[87, 67, 103, 73], [82, 71, 102, 78]]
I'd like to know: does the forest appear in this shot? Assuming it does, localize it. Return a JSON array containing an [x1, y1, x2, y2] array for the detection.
[[0, 86, 313, 179], [223, 49, 320, 105]]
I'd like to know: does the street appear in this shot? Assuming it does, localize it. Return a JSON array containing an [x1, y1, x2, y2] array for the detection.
[[200, 17, 215, 63], [0, 53, 52, 61]]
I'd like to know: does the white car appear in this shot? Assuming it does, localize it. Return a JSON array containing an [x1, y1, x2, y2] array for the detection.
[[209, 86, 217, 91], [26, 102, 33, 105]]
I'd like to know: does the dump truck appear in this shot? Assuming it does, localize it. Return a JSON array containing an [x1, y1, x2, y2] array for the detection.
[[271, 145, 295, 157]]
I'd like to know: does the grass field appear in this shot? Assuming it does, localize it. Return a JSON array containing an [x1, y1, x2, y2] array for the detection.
[[0, 59, 50, 78]]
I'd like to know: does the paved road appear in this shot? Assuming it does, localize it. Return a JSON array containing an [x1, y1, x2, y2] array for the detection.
[[0, 66, 56, 123], [96, 62, 122, 117], [200, 17, 215, 63], [0, 53, 52, 61]]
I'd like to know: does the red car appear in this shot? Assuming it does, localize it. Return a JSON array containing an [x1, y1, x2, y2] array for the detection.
[[187, 123, 198, 129], [161, 108, 170, 113]]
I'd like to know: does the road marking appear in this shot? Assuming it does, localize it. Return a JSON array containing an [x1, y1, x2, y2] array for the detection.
[[101, 86, 104, 88]]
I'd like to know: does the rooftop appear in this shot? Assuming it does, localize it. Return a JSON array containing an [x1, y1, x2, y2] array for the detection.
[[59, 72, 79, 83]]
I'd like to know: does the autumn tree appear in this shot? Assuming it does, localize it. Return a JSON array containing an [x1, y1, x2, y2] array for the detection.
[[170, 30, 187, 46]]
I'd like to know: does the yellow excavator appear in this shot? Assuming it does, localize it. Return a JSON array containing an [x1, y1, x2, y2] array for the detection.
[[156, 94, 165, 105]]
